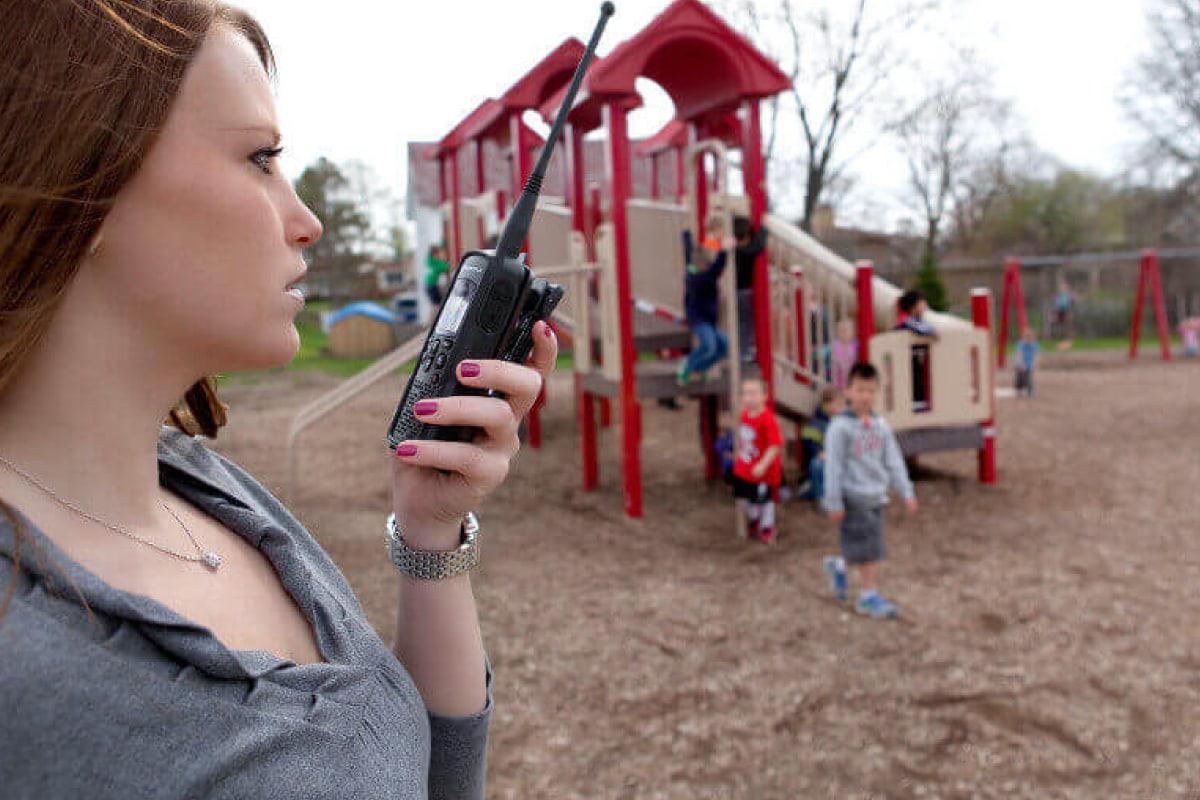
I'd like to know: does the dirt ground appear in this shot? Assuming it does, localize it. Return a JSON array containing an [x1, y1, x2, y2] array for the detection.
[[211, 351, 1200, 799]]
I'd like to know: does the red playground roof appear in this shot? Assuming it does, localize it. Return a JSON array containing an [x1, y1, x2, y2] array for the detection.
[[500, 38, 586, 111], [537, 59, 643, 134], [433, 98, 503, 157], [585, 0, 790, 121], [633, 119, 689, 158]]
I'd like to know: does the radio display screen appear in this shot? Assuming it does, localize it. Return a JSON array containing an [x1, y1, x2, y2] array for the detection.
[[436, 277, 478, 335]]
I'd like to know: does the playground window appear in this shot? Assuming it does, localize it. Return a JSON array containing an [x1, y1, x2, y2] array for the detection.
[[911, 343, 932, 413], [969, 345, 981, 405], [882, 353, 894, 413]]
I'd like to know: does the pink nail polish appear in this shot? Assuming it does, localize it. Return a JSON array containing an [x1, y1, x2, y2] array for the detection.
[[413, 400, 438, 416], [544, 324, 554, 338], [460, 362, 481, 378], [396, 444, 418, 457]]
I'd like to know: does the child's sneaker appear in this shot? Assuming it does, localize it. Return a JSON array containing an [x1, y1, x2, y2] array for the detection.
[[758, 526, 777, 544], [855, 591, 897, 619], [746, 519, 760, 540], [822, 556, 847, 601], [675, 360, 691, 386]]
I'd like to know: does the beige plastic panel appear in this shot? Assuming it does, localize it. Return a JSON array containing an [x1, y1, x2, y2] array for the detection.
[[595, 223, 623, 382], [869, 328, 993, 433], [529, 201, 571, 268], [451, 192, 496, 254], [563, 232, 592, 372], [626, 199, 690, 317]]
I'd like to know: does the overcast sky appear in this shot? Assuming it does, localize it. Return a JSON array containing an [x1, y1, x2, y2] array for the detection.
[[233, 0, 1152, 227]]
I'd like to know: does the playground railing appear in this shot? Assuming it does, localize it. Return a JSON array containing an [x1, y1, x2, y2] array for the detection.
[[762, 214, 969, 333], [285, 331, 428, 494]]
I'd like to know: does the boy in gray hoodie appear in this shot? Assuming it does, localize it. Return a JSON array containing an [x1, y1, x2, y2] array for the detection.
[[822, 362, 918, 618]]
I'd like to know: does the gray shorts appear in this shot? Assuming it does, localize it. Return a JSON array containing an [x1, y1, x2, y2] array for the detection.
[[840, 496, 885, 564]]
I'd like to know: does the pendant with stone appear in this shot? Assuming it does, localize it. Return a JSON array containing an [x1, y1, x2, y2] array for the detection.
[[202, 551, 223, 570]]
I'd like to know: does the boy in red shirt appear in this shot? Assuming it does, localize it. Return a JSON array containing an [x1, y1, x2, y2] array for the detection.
[[732, 375, 784, 543]]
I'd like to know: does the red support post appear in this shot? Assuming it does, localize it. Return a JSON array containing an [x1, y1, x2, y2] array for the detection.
[[694, 148, 709, 233], [567, 125, 587, 237], [604, 100, 643, 518], [587, 183, 602, 262], [437, 156, 450, 256], [1130, 249, 1172, 361], [449, 149, 463, 265], [972, 288, 997, 484], [576, 374, 598, 490], [997, 256, 1027, 368], [586, 178, 607, 429], [529, 387, 544, 449], [701, 396, 719, 480], [855, 261, 875, 363], [474, 140, 486, 196], [675, 146, 686, 202], [793, 268, 808, 382], [743, 98, 774, 401], [474, 140, 487, 248]]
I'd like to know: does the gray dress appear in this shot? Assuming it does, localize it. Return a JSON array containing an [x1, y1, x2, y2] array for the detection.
[[0, 427, 490, 799]]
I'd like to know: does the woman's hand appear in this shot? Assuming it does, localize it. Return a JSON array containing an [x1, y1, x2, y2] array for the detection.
[[389, 322, 557, 549]]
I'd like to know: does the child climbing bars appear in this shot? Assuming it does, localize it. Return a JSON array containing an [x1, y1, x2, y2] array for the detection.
[[678, 214, 732, 385], [732, 375, 784, 543], [822, 362, 917, 619]]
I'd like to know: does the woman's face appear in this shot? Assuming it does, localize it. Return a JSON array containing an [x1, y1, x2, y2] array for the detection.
[[94, 25, 322, 374]]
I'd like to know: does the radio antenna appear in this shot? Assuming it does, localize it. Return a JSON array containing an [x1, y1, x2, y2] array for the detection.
[[495, 2, 615, 261]]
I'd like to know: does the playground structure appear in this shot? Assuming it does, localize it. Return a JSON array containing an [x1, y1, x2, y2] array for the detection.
[[288, 0, 1000, 516]]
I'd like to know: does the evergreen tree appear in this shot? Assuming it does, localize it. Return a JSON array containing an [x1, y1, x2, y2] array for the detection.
[[913, 248, 949, 312]]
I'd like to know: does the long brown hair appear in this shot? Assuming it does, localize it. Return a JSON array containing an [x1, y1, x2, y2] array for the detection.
[[0, 0, 275, 616]]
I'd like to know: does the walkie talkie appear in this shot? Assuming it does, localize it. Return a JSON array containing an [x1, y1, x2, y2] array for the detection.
[[386, 3, 614, 451]]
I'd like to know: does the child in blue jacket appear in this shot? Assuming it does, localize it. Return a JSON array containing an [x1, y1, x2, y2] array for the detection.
[[678, 215, 731, 384]]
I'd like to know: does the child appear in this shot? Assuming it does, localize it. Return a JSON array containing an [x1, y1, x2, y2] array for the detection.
[[732, 375, 784, 543], [830, 318, 858, 389], [799, 384, 842, 504], [1014, 327, 1040, 397], [1180, 316, 1200, 357], [1052, 278, 1074, 349], [732, 216, 768, 363], [896, 289, 938, 338], [678, 215, 731, 384], [822, 362, 918, 619], [425, 243, 449, 307]]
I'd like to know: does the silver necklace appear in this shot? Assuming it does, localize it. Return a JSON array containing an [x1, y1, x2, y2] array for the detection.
[[0, 452, 223, 570]]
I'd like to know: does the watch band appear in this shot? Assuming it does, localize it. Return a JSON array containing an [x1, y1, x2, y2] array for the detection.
[[385, 512, 479, 580]]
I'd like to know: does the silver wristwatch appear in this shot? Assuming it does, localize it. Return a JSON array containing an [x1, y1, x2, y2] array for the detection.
[[385, 512, 480, 580]]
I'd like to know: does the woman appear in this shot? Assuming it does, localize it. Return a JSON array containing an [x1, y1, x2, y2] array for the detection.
[[0, 3, 552, 798]]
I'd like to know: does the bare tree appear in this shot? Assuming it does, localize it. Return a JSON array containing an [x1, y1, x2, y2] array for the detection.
[[1122, 0, 1200, 179], [891, 65, 1016, 259], [719, 0, 936, 229], [342, 159, 398, 261]]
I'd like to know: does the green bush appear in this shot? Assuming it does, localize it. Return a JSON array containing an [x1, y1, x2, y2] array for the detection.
[[913, 249, 949, 312]]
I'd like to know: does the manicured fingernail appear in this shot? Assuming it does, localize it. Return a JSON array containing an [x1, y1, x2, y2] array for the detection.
[[413, 400, 438, 416], [543, 324, 554, 338], [460, 362, 481, 377], [396, 444, 417, 457]]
